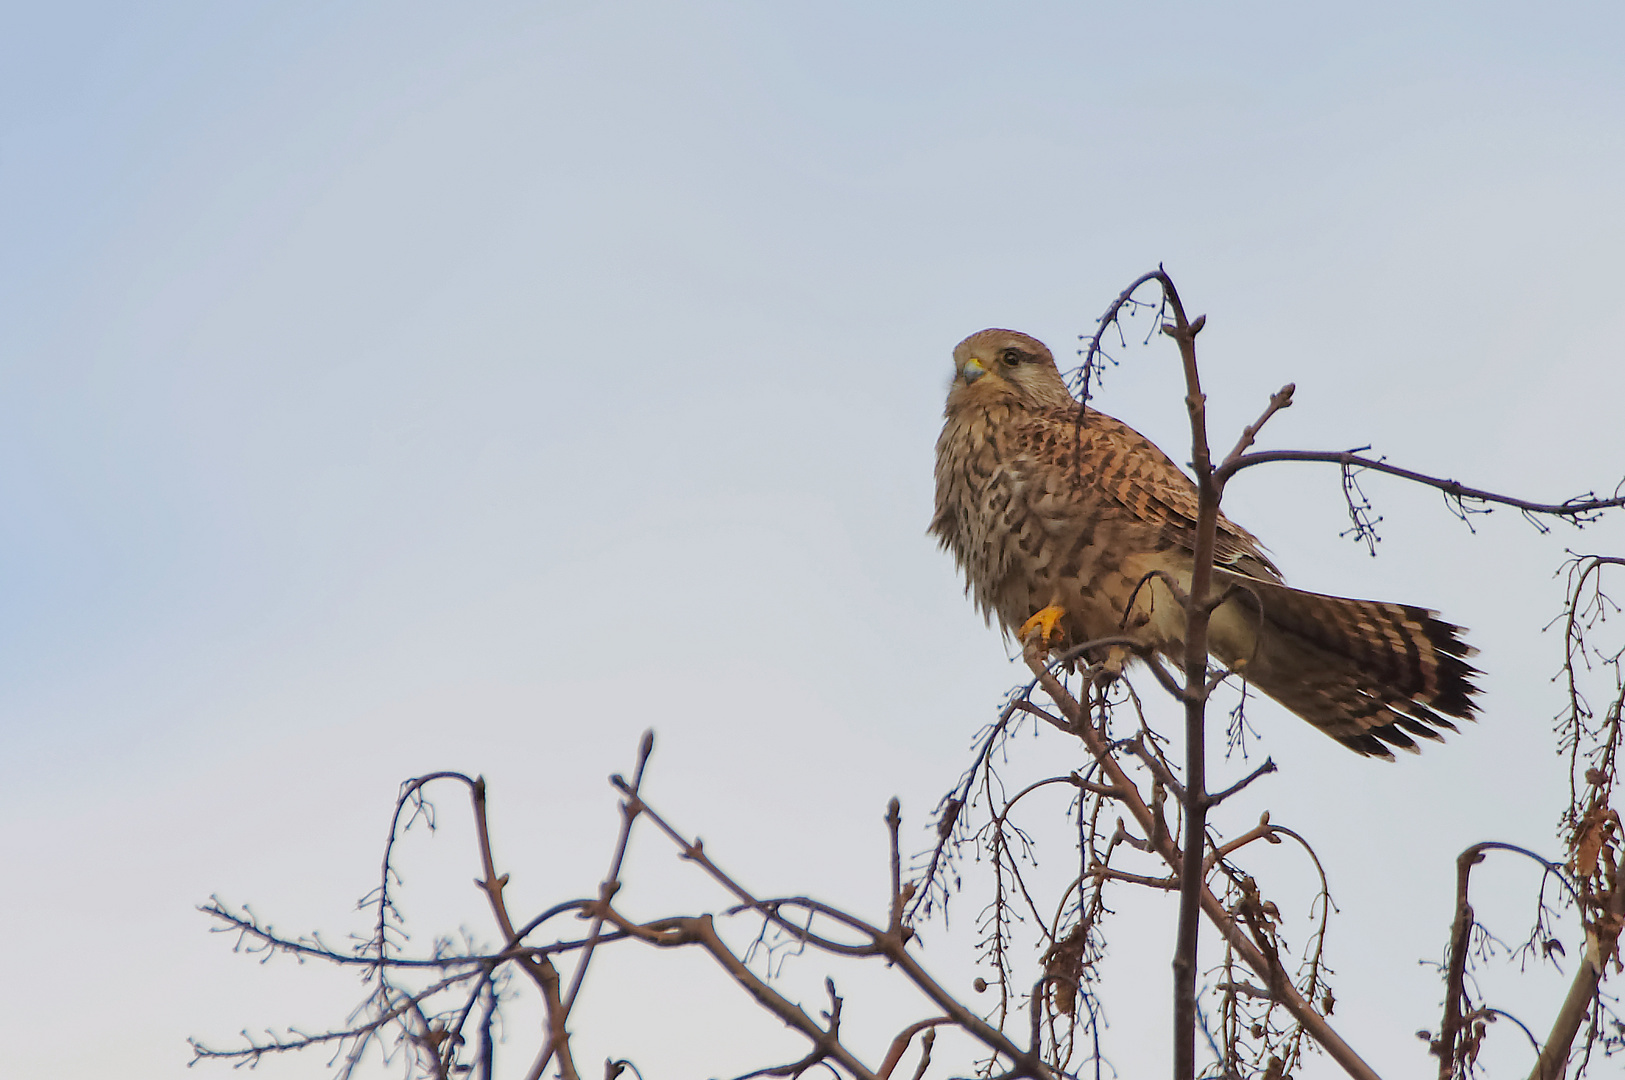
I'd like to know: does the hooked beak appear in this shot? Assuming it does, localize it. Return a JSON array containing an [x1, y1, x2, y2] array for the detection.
[[960, 357, 986, 384]]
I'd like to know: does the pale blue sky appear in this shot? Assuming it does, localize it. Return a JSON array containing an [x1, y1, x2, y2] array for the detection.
[[3, 3, 1623, 1077]]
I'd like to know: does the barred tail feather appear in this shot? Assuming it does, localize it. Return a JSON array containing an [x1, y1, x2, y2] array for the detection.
[[1208, 573, 1480, 759]]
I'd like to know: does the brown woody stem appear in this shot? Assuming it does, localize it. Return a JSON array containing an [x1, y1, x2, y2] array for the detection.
[[1025, 654, 1381, 1080]]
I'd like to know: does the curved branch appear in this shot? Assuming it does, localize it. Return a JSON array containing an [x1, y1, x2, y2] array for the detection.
[[876, 1018, 955, 1080], [1218, 449, 1625, 521], [601, 910, 882, 1080], [1075, 269, 1169, 406]]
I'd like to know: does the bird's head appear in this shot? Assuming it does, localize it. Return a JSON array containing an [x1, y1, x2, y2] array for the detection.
[[947, 329, 1076, 412]]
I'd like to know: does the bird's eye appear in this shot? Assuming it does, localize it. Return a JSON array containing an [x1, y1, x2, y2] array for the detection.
[[1000, 348, 1022, 367]]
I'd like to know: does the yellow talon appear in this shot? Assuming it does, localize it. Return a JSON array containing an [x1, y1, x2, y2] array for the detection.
[[1018, 604, 1068, 647]]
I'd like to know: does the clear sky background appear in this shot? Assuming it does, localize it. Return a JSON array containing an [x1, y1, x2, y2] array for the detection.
[[3, 3, 1624, 1077]]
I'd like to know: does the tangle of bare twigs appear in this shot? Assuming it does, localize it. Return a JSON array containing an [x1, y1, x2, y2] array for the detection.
[[195, 271, 1624, 1080]]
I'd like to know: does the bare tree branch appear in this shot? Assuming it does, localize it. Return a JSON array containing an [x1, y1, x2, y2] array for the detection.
[[1217, 449, 1625, 524]]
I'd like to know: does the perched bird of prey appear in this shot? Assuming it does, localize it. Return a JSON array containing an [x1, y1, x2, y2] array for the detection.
[[931, 328, 1478, 758]]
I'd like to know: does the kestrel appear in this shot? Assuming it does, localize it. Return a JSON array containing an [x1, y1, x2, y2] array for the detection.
[[931, 329, 1478, 758]]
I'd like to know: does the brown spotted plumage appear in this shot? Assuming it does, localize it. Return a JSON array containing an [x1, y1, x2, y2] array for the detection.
[[931, 328, 1478, 759]]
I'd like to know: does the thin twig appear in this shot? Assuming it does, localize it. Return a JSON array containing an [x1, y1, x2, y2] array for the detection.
[[526, 732, 656, 1080], [1221, 384, 1296, 468], [1218, 449, 1625, 521]]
